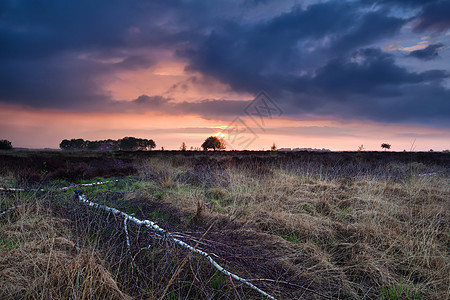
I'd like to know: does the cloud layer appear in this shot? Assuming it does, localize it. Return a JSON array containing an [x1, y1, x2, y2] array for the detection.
[[408, 43, 444, 60], [0, 0, 449, 126]]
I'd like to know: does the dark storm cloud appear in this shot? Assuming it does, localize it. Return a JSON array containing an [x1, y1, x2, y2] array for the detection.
[[413, 0, 450, 33], [343, 83, 450, 125], [0, 0, 190, 109], [330, 10, 406, 54], [265, 47, 450, 125], [114, 94, 249, 120], [360, 0, 450, 33], [0, 55, 110, 108], [114, 45, 450, 126], [312, 48, 448, 93], [408, 43, 445, 60], [1, 0, 449, 127], [362, 0, 436, 8], [180, 1, 407, 96]]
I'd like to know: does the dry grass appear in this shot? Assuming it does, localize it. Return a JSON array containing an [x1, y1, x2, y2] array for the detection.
[[1, 151, 448, 299], [135, 155, 449, 299], [0, 202, 129, 300]]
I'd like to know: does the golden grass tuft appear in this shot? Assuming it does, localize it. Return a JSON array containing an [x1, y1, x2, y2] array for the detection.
[[0, 203, 129, 300], [137, 157, 449, 299]]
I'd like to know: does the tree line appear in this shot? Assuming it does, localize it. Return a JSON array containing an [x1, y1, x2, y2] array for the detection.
[[59, 137, 156, 151]]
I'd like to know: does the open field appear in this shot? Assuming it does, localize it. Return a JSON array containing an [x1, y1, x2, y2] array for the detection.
[[1, 150, 449, 299]]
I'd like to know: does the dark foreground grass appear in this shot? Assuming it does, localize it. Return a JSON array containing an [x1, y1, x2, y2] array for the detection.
[[1, 150, 449, 299]]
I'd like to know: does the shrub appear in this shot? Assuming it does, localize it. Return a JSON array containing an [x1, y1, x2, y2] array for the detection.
[[0, 139, 12, 150]]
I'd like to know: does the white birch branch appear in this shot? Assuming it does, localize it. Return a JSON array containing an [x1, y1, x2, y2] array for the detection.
[[60, 180, 119, 190], [124, 216, 131, 252], [0, 180, 118, 193], [74, 191, 277, 300], [0, 187, 43, 192], [417, 172, 437, 177]]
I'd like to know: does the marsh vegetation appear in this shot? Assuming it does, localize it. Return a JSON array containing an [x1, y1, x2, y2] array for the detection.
[[1, 151, 449, 299]]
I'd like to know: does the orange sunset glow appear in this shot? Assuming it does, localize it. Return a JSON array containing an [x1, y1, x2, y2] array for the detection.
[[0, 1, 449, 151], [2, 3, 450, 300]]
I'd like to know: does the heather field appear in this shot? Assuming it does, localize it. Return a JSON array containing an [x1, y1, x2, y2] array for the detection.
[[0, 150, 449, 299]]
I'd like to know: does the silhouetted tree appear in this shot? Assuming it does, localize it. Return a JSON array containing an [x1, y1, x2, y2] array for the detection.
[[180, 142, 187, 151], [0, 139, 12, 150], [119, 137, 138, 150], [59, 137, 155, 151], [59, 139, 71, 150], [119, 137, 156, 150], [87, 140, 100, 150], [201, 136, 226, 151], [381, 143, 391, 151], [60, 138, 86, 150], [72, 139, 87, 149], [146, 139, 156, 150], [270, 142, 277, 151]]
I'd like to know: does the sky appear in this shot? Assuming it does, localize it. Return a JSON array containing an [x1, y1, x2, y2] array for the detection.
[[0, 0, 449, 151]]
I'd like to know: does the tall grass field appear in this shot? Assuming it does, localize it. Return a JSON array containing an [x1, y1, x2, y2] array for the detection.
[[1, 150, 448, 299]]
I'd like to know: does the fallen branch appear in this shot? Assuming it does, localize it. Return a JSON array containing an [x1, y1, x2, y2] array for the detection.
[[60, 180, 119, 190], [418, 172, 437, 177], [0, 187, 43, 192], [0, 180, 118, 193], [74, 190, 277, 300]]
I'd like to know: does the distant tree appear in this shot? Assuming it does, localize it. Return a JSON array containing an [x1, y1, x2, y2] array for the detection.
[[146, 139, 156, 150], [381, 143, 391, 151], [119, 137, 138, 150], [201, 136, 226, 151], [0, 139, 12, 150], [73, 139, 87, 150], [59, 139, 71, 150], [60, 137, 154, 151], [270, 143, 277, 151], [119, 137, 156, 150], [357, 144, 365, 151], [110, 139, 120, 150], [137, 138, 156, 150], [87, 140, 100, 150], [60, 138, 86, 150], [102, 139, 119, 150], [180, 142, 187, 151]]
